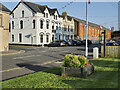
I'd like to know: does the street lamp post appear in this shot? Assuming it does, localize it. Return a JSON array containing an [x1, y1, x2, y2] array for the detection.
[[85, 0, 88, 58]]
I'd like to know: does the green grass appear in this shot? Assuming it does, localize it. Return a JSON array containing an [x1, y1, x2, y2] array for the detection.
[[1, 58, 120, 88]]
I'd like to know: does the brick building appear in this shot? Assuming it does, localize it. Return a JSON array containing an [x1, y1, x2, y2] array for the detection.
[[74, 18, 111, 43], [0, 3, 11, 52]]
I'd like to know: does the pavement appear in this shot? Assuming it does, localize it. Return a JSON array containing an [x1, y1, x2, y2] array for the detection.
[[1, 44, 101, 81]]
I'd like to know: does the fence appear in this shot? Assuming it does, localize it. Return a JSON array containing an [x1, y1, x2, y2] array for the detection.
[[101, 46, 120, 58]]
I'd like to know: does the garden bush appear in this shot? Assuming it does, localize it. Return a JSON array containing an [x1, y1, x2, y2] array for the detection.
[[63, 54, 89, 68]]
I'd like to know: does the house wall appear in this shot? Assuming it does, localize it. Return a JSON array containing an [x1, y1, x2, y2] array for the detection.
[[62, 16, 74, 40], [10, 3, 36, 45], [0, 12, 9, 52], [10, 2, 62, 45], [77, 22, 111, 42]]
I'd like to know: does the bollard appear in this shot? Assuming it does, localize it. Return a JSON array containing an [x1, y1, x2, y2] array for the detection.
[[93, 47, 99, 59]]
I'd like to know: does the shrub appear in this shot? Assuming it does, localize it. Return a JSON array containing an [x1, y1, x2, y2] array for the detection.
[[63, 54, 81, 68], [63, 54, 89, 68]]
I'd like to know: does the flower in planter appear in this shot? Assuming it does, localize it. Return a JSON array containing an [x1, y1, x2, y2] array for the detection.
[[85, 62, 90, 66]]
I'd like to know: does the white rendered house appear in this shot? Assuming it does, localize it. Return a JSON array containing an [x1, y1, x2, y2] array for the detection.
[[9, 0, 62, 45]]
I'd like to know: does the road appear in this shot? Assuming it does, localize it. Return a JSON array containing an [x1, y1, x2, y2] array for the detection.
[[1, 45, 100, 81]]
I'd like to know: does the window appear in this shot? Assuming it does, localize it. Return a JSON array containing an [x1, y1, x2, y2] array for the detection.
[[71, 27, 73, 32], [56, 24, 58, 30], [19, 33, 22, 42], [46, 35, 49, 43], [33, 20, 35, 29], [46, 13, 48, 18], [59, 35, 60, 40], [44, 13, 45, 17], [20, 20, 23, 29], [40, 34, 43, 43], [40, 20, 43, 29], [12, 13, 14, 18], [22, 11, 24, 17], [59, 23, 61, 30], [64, 26, 67, 31], [52, 22, 54, 30], [12, 21, 14, 29], [32, 12, 35, 17], [52, 35, 54, 42], [68, 26, 69, 32], [46, 21, 49, 29], [54, 15, 55, 19], [12, 34, 14, 42], [56, 15, 57, 20], [71, 35, 73, 39]]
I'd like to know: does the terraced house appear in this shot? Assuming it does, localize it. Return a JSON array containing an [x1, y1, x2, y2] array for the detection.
[[0, 3, 11, 52], [74, 18, 111, 42], [61, 12, 74, 40], [9, 0, 62, 45]]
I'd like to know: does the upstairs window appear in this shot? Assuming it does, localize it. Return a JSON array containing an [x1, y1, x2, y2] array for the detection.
[[12, 21, 14, 29], [46, 13, 48, 18], [22, 11, 24, 17], [20, 20, 23, 29], [32, 12, 35, 17], [54, 15, 55, 19], [12, 13, 14, 18], [33, 20, 35, 29], [56, 24, 58, 30], [46, 21, 49, 29], [56, 15, 57, 20], [52, 22, 54, 30], [68, 26, 69, 32], [40, 20, 43, 29]]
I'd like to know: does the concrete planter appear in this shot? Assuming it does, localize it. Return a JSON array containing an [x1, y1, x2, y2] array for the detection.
[[62, 64, 94, 78]]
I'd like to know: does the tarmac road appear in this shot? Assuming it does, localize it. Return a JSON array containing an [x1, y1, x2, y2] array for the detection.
[[1, 45, 101, 81]]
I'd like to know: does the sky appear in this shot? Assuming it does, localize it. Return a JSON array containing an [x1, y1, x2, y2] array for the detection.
[[1, 0, 119, 30]]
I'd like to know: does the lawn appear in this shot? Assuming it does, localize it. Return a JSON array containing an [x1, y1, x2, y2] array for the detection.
[[1, 58, 120, 88]]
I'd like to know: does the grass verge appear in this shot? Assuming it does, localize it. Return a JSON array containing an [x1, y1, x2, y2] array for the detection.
[[1, 58, 120, 88]]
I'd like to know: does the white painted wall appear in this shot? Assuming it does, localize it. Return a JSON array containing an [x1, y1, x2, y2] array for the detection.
[[10, 2, 63, 45]]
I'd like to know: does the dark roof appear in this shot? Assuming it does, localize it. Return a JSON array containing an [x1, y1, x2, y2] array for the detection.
[[0, 3, 11, 13], [11, 1, 59, 15], [60, 15, 73, 21], [73, 17, 110, 30]]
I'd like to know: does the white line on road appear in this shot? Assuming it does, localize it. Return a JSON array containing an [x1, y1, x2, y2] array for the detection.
[[13, 55, 41, 59]]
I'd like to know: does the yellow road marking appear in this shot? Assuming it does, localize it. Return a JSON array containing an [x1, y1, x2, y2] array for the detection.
[[0, 67, 24, 73]]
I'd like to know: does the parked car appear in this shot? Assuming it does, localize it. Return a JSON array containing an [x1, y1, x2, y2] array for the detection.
[[48, 40, 69, 47], [106, 42, 119, 46], [83, 40, 92, 45], [69, 40, 82, 46]]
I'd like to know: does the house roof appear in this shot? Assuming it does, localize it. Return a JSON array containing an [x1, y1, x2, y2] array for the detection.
[[11, 1, 59, 16], [60, 15, 73, 21], [73, 17, 110, 30], [0, 3, 11, 13]]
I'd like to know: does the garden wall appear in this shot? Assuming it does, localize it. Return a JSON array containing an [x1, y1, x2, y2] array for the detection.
[[101, 46, 120, 58]]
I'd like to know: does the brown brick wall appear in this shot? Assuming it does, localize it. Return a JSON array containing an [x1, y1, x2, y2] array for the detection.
[[77, 22, 111, 41]]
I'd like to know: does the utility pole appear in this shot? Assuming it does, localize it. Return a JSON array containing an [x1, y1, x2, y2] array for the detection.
[[85, 0, 88, 58]]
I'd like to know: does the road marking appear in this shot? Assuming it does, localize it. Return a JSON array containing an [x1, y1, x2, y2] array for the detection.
[[13, 55, 41, 59], [0, 67, 24, 73]]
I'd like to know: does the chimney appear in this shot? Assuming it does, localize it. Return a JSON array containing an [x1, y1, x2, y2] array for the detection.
[[62, 12, 67, 16]]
